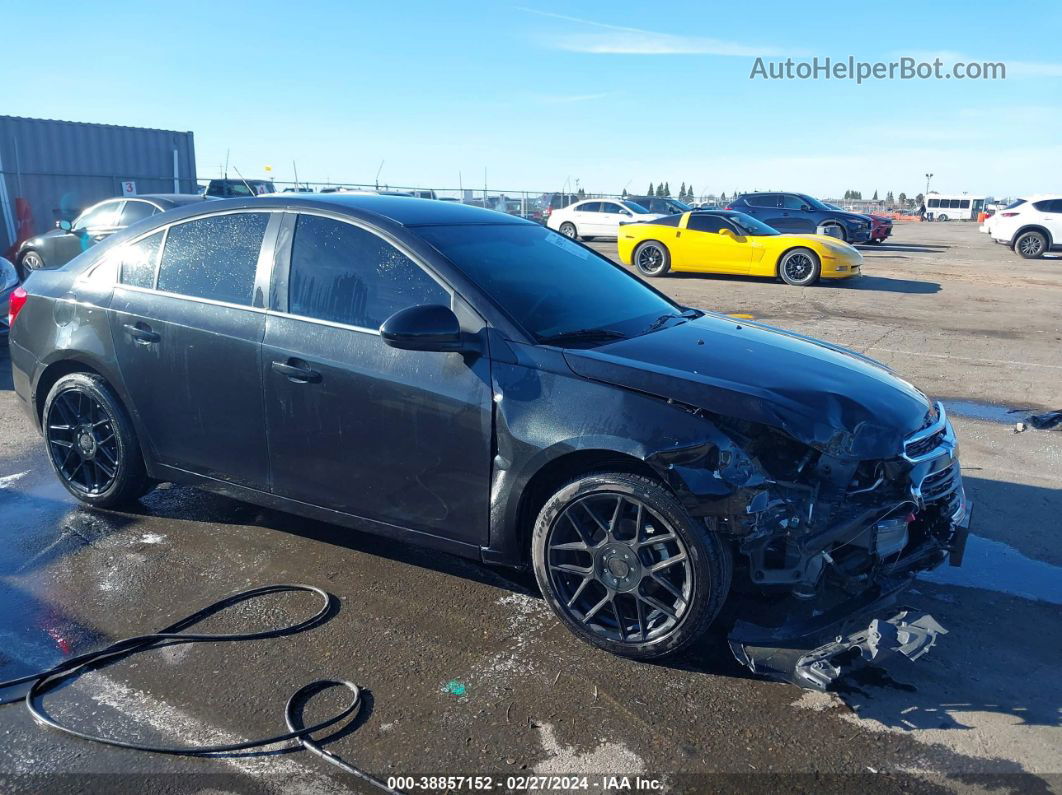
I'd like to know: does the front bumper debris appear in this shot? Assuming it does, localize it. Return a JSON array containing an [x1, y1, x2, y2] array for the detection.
[[728, 585, 948, 690]]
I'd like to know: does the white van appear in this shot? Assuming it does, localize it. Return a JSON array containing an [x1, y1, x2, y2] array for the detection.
[[925, 193, 989, 221]]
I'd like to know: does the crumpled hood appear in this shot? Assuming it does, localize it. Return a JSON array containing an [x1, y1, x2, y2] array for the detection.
[[563, 313, 931, 460]]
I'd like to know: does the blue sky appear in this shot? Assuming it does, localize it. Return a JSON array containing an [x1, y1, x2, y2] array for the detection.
[[4, 0, 1060, 198]]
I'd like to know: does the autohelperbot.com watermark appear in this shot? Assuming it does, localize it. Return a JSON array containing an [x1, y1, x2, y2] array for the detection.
[[750, 56, 1006, 83]]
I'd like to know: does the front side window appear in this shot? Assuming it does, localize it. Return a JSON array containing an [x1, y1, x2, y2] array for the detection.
[[600, 203, 624, 214], [686, 214, 729, 233], [781, 195, 806, 210], [157, 212, 268, 305], [288, 214, 448, 329], [928, 199, 940, 208], [74, 201, 123, 231], [118, 231, 164, 288], [728, 212, 780, 236], [119, 201, 157, 226], [417, 224, 678, 341], [622, 200, 651, 214]]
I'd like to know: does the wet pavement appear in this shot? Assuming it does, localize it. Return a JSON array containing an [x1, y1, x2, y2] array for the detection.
[[1, 222, 1060, 793]]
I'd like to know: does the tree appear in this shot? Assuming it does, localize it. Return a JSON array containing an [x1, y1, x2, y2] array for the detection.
[[898, 192, 907, 207], [915, 192, 924, 206], [664, 181, 671, 197], [872, 189, 879, 201], [720, 191, 727, 202], [621, 188, 628, 197], [647, 182, 654, 197], [843, 190, 851, 200], [577, 187, 585, 198]]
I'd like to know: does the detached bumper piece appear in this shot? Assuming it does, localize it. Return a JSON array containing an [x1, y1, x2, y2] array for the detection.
[[728, 590, 947, 690]]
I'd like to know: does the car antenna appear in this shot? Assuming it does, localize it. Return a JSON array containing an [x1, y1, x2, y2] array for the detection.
[[231, 165, 255, 196], [292, 160, 300, 191], [375, 160, 385, 190], [224, 149, 230, 180]]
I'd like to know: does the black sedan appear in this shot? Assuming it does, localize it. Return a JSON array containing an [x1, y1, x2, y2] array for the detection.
[[15, 193, 207, 277], [7, 195, 971, 687]]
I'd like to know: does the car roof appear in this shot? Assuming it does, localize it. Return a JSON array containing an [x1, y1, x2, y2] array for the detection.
[[191, 194, 535, 227], [134, 194, 208, 206]]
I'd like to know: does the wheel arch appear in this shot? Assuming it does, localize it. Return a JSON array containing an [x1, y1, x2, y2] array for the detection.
[[512, 448, 666, 565], [1013, 224, 1053, 247]]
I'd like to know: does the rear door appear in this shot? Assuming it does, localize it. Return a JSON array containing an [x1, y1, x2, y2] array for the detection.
[[108, 210, 277, 489], [261, 212, 493, 546], [571, 201, 602, 235], [743, 194, 782, 227]]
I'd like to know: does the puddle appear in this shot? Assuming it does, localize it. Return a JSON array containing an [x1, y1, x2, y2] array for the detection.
[[919, 534, 1062, 605], [942, 400, 1029, 424]]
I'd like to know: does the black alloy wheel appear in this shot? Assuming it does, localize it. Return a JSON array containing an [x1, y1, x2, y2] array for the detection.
[[43, 373, 150, 507], [778, 247, 821, 286], [532, 473, 731, 660], [634, 241, 670, 276]]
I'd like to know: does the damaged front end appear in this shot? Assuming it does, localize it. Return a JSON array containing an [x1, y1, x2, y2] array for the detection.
[[707, 402, 970, 689]]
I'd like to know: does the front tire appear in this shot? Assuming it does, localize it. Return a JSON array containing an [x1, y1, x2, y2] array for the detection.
[[778, 247, 821, 286], [1015, 230, 1047, 259], [559, 222, 577, 239], [43, 373, 151, 508], [633, 241, 671, 277], [531, 472, 732, 660]]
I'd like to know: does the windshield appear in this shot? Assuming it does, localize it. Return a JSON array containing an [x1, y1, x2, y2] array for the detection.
[[416, 224, 679, 342], [622, 200, 651, 214], [729, 212, 780, 236]]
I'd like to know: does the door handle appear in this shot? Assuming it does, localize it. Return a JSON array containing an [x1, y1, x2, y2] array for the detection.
[[272, 359, 322, 384], [123, 323, 160, 344]]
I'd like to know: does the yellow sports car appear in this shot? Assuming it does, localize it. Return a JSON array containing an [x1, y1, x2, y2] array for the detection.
[[617, 210, 862, 286]]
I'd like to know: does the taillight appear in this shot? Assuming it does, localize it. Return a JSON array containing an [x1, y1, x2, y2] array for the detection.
[[1001, 211, 1019, 217], [724, 205, 733, 210], [8, 286, 28, 327]]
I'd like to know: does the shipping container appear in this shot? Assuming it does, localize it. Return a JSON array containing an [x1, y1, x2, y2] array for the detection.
[[0, 115, 196, 257]]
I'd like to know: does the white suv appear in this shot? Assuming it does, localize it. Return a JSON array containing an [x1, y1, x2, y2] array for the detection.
[[990, 194, 1062, 258]]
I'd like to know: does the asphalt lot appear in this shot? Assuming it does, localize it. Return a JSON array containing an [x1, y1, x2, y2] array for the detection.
[[0, 221, 1059, 793]]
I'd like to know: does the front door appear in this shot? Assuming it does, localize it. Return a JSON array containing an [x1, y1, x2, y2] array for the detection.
[[262, 212, 493, 546], [678, 214, 752, 273], [108, 211, 274, 489]]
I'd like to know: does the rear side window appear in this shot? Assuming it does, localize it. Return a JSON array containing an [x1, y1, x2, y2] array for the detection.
[[157, 212, 268, 305], [288, 214, 448, 329], [576, 202, 601, 213], [119, 231, 164, 288], [748, 194, 780, 208]]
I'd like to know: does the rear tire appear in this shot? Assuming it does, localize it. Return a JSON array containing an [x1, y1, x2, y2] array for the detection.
[[821, 222, 847, 242], [18, 250, 44, 279], [1015, 230, 1047, 259], [633, 241, 671, 277], [778, 247, 821, 286], [531, 472, 732, 660], [559, 222, 577, 239], [43, 373, 151, 508]]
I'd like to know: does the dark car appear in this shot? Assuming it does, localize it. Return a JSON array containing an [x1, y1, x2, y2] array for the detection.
[[8, 195, 970, 688], [626, 196, 691, 215], [728, 192, 872, 243], [15, 194, 208, 277], [201, 179, 276, 198], [824, 202, 892, 244]]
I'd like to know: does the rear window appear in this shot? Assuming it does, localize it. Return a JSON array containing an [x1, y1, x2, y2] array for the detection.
[[157, 212, 269, 305]]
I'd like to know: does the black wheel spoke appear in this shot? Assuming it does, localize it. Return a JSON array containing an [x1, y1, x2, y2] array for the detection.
[[46, 388, 120, 497], [547, 492, 694, 644]]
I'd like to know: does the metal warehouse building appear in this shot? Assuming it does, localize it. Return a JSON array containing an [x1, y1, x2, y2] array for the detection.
[[0, 116, 196, 257]]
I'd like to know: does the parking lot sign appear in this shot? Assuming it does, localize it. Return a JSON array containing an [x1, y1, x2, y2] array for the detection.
[[121, 181, 137, 196]]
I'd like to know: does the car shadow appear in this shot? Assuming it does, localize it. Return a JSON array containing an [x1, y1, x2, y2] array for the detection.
[[844, 275, 941, 294], [0, 343, 13, 391], [855, 243, 950, 253]]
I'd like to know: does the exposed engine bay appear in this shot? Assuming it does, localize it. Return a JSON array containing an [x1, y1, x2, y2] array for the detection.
[[683, 400, 970, 689]]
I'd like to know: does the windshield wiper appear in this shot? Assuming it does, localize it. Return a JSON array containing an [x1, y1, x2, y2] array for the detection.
[[538, 328, 628, 347], [641, 308, 703, 335]]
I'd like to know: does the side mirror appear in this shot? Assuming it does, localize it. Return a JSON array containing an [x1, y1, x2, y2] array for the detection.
[[718, 228, 735, 239], [58, 220, 72, 232], [380, 304, 469, 353], [802, 205, 812, 211]]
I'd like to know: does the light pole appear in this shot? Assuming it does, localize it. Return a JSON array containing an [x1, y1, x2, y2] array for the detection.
[[924, 172, 933, 198]]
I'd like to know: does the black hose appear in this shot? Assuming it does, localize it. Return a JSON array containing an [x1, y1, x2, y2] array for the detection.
[[0, 583, 397, 793]]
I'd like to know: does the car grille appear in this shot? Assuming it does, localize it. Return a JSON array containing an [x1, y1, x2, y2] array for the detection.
[[905, 428, 946, 459], [919, 464, 960, 503]]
